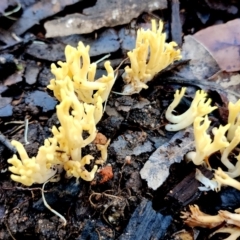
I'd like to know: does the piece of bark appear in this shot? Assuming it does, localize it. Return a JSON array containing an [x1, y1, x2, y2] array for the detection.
[[171, 0, 182, 45], [119, 199, 172, 240], [44, 0, 167, 38], [165, 166, 213, 206], [140, 128, 195, 190]]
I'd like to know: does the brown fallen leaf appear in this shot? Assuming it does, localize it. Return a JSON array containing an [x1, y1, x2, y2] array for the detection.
[[4, 70, 23, 86], [44, 0, 167, 38], [10, 0, 79, 35], [210, 72, 240, 103], [174, 35, 220, 80], [193, 19, 240, 72]]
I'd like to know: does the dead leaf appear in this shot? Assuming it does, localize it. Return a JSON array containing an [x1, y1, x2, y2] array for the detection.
[[59, 28, 120, 57], [27, 29, 119, 61], [89, 29, 120, 57], [4, 70, 23, 86], [193, 19, 240, 72], [26, 42, 65, 62], [44, 0, 167, 38], [210, 72, 240, 103], [140, 128, 194, 190], [10, 0, 80, 35], [175, 35, 220, 80]]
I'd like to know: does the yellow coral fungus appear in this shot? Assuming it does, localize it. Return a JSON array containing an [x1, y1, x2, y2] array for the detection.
[[49, 42, 115, 105], [8, 140, 57, 186], [8, 41, 114, 185], [185, 116, 230, 166], [165, 88, 217, 131], [227, 100, 240, 141], [122, 19, 181, 95], [214, 167, 240, 191], [221, 126, 240, 171]]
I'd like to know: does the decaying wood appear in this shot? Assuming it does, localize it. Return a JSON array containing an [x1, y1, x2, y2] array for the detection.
[[140, 128, 195, 190], [165, 166, 213, 206]]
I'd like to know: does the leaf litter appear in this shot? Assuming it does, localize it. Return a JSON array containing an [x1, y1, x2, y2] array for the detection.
[[193, 19, 240, 72], [44, 0, 167, 37], [1, 0, 240, 239]]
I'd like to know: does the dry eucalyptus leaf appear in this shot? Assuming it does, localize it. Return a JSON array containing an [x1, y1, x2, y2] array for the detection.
[[140, 128, 194, 190], [175, 35, 220, 80], [4, 71, 23, 86], [193, 19, 240, 72], [27, 29, 119, 61], [44, 0, 167, 38], [10, 0, 80, 35], [210, 72, 240, 103]]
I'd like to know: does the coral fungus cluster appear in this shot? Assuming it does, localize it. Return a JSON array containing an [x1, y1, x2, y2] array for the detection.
[[122, 20, 181, 95], [166, 90, 240, 238], [166, 88, 240, 190], [8, 42, 115, 186], [8, 19, 181, 186]]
